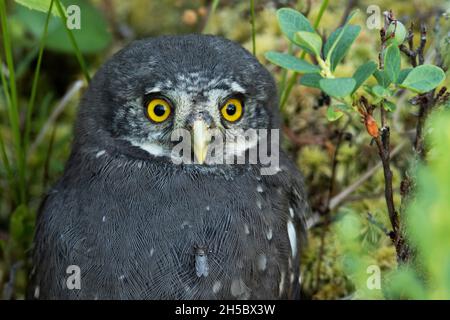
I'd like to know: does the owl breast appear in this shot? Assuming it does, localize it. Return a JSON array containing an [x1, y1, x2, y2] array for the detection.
[[33, 158, 301, 300]]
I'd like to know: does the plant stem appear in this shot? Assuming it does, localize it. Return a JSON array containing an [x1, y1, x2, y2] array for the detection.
[[315, 115, 351, 291], [414, 92, 434, 160], [54, 0, 91, 82], [328, 141, 407, 210], [278, 43, 293, 94], [24, 0, 54, 152], [375, 132, 399, 237], [0, 129, 16, 203], [250, 0, 256, 56], [373, 12, 401, 248], [202, 0, 220, 33], [412, 24, 430, 160], [280, 68, 301, 112], [313, 0, 329, 30]]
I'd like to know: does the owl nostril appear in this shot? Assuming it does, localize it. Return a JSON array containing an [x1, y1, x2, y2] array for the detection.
[[185, 111, 215, 130]]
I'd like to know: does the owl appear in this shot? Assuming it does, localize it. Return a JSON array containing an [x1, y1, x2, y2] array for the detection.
[[29, 35, 309, 300]]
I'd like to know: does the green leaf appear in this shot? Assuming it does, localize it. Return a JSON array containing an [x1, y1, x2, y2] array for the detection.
[[400, 65, 446, 93], [363, 85, 373, 95], [277, 8, 314, 44], [326, 105, 344, 121], [374, 69, 391, 88], [383, 100, 397, 112], [324, 9, 359, 70], [397, 68, 412, 85], [372, 85, 391, 98], [386, 21, 407, 45], [323, 25, 361, 72], [319, 78, 356, 98], [15, 0, 61, 16], [265, 52, 320, 73], [384, 44, 401, 83], [15, 0, 112, 54], [352, 61, 377, 93], [387, 268, 427, 299], [300, 73, 323, 88], [294, 31, 322, 57], [336, 103, 353, 112], [342, 8, 359, 25]]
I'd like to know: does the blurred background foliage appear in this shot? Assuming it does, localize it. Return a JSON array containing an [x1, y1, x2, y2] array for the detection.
[[0, 0, 449, 299]]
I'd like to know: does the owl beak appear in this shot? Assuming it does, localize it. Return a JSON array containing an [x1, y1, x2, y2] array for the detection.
[[192, 120, 209, 164]]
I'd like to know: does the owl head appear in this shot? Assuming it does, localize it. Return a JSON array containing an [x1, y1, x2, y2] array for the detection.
[[74, 35, 280, 167]]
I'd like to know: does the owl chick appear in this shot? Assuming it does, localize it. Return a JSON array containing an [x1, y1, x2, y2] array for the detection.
[[29, 35, 309, 300]]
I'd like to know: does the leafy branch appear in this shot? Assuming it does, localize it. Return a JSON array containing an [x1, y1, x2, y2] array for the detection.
[[266, 7, 447, 264]]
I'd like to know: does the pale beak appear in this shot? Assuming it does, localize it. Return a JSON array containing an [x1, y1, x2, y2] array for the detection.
[[192, 120, 209, 164]]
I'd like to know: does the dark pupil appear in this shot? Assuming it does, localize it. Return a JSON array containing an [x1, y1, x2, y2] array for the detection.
[[154, 104, 166, 117], [226, 104, 237, 116]]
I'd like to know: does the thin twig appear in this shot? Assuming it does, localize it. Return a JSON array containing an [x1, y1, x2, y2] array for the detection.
[[413, 92, 434, 160], [328, 140, 407, 210], [417, 23, 427, 65], [399, 23, 417, 67], [372, 11, 401, 246], [367, 212, 390, 236], [28, 80, 84, 156], [315, 117, 351, 291], [411, 23, 433, 160], [324, 118, 352, 213], [375, 132, 399, 236], [2, 261, 23, 300]]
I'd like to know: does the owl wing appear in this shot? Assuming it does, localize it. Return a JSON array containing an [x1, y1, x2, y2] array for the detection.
[[279, 151, 311, 299], [27, 187, 74, 299]]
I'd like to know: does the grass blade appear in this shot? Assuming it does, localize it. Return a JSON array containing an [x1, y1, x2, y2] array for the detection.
[[54, 0, 91, 82], [0, 0, 26, 203], [24, 0, 54, 152], [250, 0, 256, 55], [203, 0, 220, 33], [0, 129, 16, 203]]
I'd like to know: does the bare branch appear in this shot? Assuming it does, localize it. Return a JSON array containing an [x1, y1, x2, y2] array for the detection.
[[329, 141, 407, 210]]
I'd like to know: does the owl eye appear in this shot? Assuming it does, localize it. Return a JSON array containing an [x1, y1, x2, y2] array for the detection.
[[220, 98, 243, 122], [146, 98, 172, 123]]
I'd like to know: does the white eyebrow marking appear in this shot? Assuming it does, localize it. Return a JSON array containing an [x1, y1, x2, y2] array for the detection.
[[96, 150, 106, 158], [145, 87, 162, 94], [129, 140, 169, 157], [231, 82, 246, 93]]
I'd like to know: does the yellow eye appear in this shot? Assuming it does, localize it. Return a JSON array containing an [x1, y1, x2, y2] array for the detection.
[[146, 98, 172, 123], [220, 98, 243, 122]]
